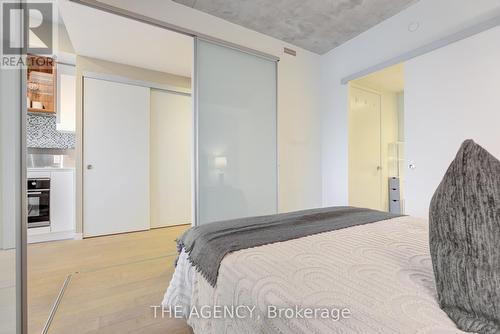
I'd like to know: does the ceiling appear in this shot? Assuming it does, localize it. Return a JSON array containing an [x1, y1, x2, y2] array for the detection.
[[173, 0, 419, 54], [58, 0, 193, 77], [354, 63, 404, 92]]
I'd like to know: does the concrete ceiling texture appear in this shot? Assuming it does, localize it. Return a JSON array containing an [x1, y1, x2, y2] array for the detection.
[[173, 0, 420, 54]]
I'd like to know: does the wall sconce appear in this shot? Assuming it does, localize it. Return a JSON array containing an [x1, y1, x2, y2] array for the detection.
[[215, 156, 227, 170], [215, 156, 227, 185]]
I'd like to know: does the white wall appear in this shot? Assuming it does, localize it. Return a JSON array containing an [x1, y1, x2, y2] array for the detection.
[[95, 0, 323, 213], [405, 25, 500, 217], [321, 0, 500, 207]]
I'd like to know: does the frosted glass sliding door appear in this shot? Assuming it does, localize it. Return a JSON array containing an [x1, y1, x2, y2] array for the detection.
[[0, 62, 23, 334], [1, 2, 25, 331], [195, 38, 278, 225]]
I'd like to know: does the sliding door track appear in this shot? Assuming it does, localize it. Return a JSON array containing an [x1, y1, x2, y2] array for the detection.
[[40, 273, 73, 334]]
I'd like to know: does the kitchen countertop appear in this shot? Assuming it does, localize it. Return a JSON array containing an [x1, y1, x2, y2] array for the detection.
[[28, 167, 75, 171]]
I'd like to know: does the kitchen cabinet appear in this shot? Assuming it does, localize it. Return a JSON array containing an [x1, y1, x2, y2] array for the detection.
[[50, 170, 75, 232], [27, 169, 75, 235], [27, 55, 56, 113], [56, 63, 76, 132]]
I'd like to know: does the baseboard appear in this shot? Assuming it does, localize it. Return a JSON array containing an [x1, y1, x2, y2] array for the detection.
[[72, 233, 83, 240], [150, 222, 192, 229], [28, 231, 79, 244]]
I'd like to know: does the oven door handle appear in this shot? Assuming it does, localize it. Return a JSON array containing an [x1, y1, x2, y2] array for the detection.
[[28, 192, 43, 195]]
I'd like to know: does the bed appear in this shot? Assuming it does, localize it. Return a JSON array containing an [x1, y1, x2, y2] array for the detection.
[[163, 213, 466, 334]]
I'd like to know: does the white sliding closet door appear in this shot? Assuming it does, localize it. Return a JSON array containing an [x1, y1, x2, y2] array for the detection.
[[84, 77, 150, 237], [195, 38, 278, 225], [150, 89, 192, 227]]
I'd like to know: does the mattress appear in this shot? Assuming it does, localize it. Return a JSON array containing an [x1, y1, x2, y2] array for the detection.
[[163, 216, 466, 334]]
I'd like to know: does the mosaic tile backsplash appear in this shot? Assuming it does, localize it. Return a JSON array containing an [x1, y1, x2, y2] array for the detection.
[[27, 114, 76, 149]]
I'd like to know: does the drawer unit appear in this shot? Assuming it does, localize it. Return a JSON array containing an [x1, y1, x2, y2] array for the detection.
[[388, 177, 402, 214]]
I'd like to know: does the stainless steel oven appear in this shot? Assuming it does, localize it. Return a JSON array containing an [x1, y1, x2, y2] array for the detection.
[[27, 178, 50, 228]]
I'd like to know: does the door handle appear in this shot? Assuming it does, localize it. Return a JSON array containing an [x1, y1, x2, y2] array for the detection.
[[376, 166, 382, 171], [87, 164, 93, 170]]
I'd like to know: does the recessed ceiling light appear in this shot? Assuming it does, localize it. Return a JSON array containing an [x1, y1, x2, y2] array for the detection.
[[408, 21, 420, 32]]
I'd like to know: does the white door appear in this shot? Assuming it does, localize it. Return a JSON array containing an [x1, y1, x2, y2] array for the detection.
[[349, 86, 382, 210], [150, 89, 192, 227], [84, 77, 150, 237]]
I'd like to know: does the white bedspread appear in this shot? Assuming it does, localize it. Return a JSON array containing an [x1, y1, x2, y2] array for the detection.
[[163, 216, 465, 334]]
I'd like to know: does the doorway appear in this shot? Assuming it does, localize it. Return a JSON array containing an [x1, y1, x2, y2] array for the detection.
[[26, 1, 195, 332], [348, 63, 405, 213]]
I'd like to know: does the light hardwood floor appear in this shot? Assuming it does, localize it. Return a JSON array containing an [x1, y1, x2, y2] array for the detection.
[[28, 225, 192, 334], [0, 249, 16, 334]]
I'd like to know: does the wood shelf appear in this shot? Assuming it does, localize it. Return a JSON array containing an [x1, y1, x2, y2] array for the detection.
[[28, 107, 55, 114]]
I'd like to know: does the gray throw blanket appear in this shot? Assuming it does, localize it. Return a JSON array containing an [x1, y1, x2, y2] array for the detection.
[[177, 206, 402, 287]]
